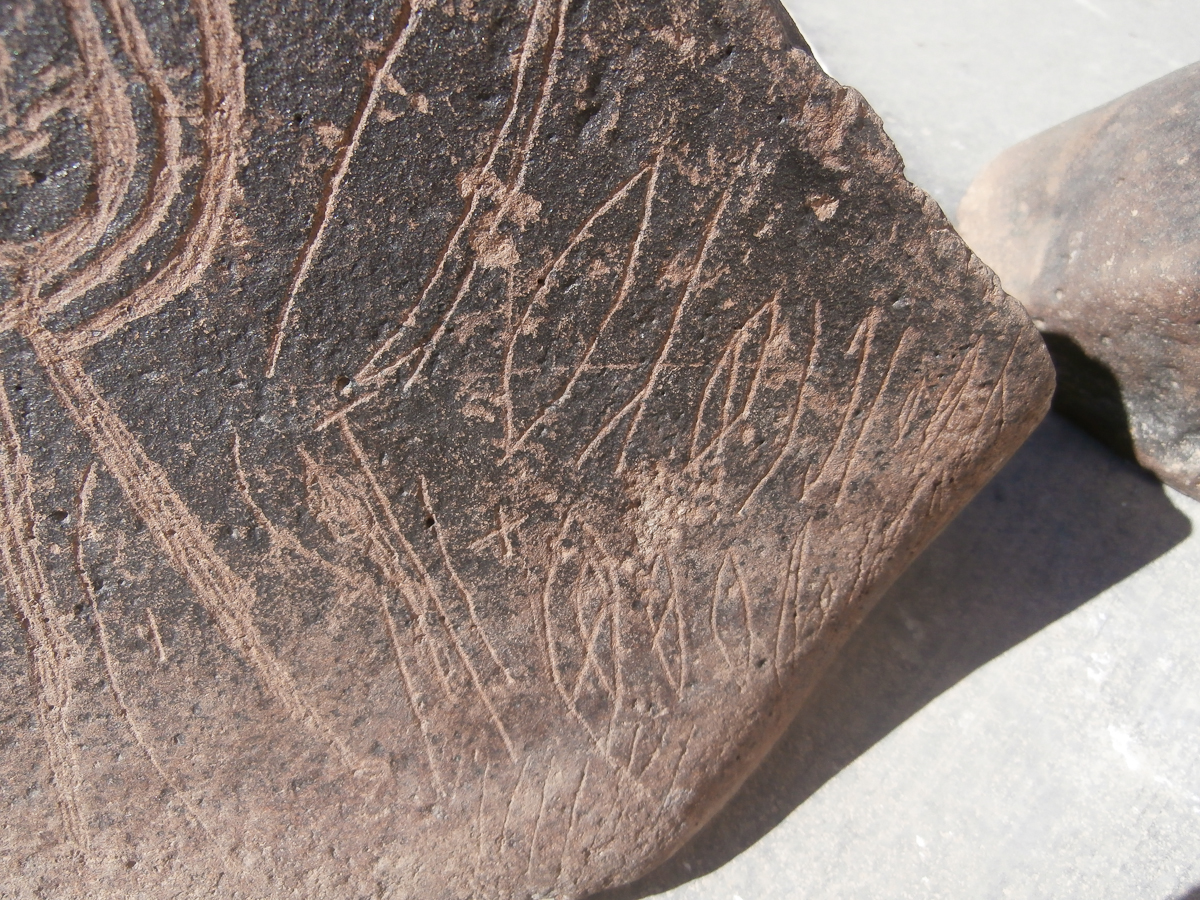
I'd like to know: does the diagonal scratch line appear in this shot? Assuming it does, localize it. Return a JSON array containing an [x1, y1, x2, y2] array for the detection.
[[75, 464, 226, 848], [508, 156, 661, 457], [738, 297, 822, 516], [576, 183, 734, 471], [352, 0, 557, 388], [338, 419, 517, 761], [25, 323, 363, 772], [267, 0, 421, 377], [419, 475, 514, 683]]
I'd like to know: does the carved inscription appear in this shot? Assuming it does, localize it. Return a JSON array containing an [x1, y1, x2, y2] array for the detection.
[[0, 0, 1052, 896]]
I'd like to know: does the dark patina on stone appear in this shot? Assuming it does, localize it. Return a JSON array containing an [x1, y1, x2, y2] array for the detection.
[[0, 0, 1051, 897], [960, 62, 1200, 499]]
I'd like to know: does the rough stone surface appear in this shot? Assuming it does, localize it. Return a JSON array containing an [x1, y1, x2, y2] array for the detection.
[[0, 0, 1051, 897], [960, 62, 1200, 499]]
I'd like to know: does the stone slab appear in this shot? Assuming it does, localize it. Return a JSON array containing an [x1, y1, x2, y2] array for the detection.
[[0, 0, 1049, 897]]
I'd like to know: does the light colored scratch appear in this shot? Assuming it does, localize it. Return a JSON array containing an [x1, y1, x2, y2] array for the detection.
[[688, 292, 778, 465], [468, 506, 529, 561], [650, 553, 688, 696], [504, 160, 655, 454], [338, 419, 516, 761], [499, 0, 569, 208], [26, 324, 361, 772], [0, 381, 87, 852], [400, 259, 480, 392], [352, 0, 559, 388], [314, 390, 380, 432], [709, 554, 737, 680], [577, 183, 735, 471], [555, 758, 590, 885], [523, 756, 555, 880], [407, 0, 569, 397], [805, 308, 881, 498], [772, 526, 804, 675], [75, 465, 222, 848], [500, 756, 534, 858], [377, 585, 446, 794], [232, 434, 362, 598], [832, 321, 912, 508], [146, 608, 167, 664], [917, 339, 984, 456], [730, 555, 759, 674], [419, 475, 513, 683], [266, 0, 422, 377], [648, 722, 697, 836], [738, 297, 823, 516], [537, 513, 607, 747]]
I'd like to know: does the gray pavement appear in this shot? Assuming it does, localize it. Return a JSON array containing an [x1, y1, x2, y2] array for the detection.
[[598, 3, 1200, 898]]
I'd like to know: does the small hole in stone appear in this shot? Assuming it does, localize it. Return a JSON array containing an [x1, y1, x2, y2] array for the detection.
[[31, 170, 47, 183], [49, 509, 69, 524]]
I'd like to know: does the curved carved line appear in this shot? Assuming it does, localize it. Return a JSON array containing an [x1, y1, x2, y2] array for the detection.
[[0, 0, 136, 295], [3, 0, 187, 327], [62, 0, 245, 353]]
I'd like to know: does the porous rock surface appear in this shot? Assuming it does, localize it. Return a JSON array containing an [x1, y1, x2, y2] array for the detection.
[[0, 0, 1051, 896], [960, 62, 1200, 499]]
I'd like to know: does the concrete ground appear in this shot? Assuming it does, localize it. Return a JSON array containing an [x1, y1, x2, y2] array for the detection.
[[599, 3, 1200, 898]]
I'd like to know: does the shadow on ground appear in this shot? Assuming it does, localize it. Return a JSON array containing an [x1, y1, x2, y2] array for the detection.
[[597, 412, 1192, 899]]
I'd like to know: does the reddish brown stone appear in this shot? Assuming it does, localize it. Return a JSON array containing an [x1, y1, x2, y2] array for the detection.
[[960, 62, 1200, 499], [0, 0, 1050, 897]]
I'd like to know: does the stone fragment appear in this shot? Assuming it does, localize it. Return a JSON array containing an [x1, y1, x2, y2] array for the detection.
[[0, 0, 1051, 897], [959, 62, 1200, 498]]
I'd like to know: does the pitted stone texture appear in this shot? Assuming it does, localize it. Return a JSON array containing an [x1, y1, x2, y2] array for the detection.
[[960, 62, 1200, 499], [0, 0, 1051, 897]]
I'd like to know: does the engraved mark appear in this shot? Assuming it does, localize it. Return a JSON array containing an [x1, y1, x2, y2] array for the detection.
[[0, 381, 88, 851], [577, 181, 736, 471], [1, 0, 186, 327], [60, 0, 246, 353], [507, 155, 661, 456], [75, 465, 222, 848], [419, 475, 514, 683], [26, 323, 362, 771], [266, 0, 422, 377], [339, 419, 517, 761], [0, 0, 135, 309], [352, 0, 563, 389]]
